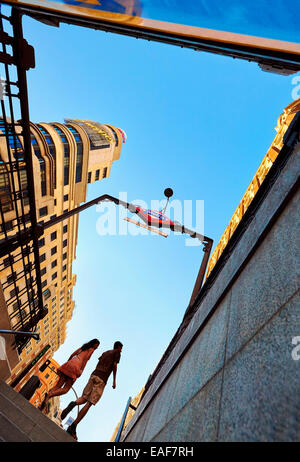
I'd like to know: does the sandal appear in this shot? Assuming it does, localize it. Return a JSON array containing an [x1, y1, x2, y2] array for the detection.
[[66, 424, 78, 441], [61, 401, 76, 420]]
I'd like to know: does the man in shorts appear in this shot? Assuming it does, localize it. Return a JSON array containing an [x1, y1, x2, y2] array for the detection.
[[61, 341, 123, 440]]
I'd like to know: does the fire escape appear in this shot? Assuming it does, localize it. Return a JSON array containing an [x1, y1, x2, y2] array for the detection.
[[0, 7, 47, 354]]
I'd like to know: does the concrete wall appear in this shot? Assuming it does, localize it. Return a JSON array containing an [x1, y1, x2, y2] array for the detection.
[[122, 133, 300, 442]]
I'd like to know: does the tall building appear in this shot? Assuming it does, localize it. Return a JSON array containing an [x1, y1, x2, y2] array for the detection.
[[0, 118, 126, 391]]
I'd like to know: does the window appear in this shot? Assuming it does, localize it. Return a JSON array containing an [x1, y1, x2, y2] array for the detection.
[[64, 194, 68, 202], [50, 214, 56, 220], [63, 252, 67, 260], [51, 246, 57, 256], [51, 125, 70, 186], [64, 147, 70, 185], [103, 167, 108, 178], [37, 125, 57, 189], [62, 265, 67, 272], [28, 290, 35, 302], [75, 143, 83, 183], [15, 311, 25, 323], [39, 206, 48, 218], [10, 288, 19, 298], [95, 169, 100, 181], [0, 165, 13, 212], [51, 231, 57, 241], [41, 267, 47, 276], [65, 124, 83, 183], [41, 280, 47, 288], [40, 253, 46, 263], [51, 260, 57, 269], [88, 172, 91, 183], [19, 169, 29, 205], [63, 225, 67, 234], [3, 257, 11, 268], [24, 262, 32, 272], [22, 247, 31, 257], [4, 220, 13, 231], [63, 240, 67, 248], [30, 298, 38, 309], [7, 272, 16, 284], [31, 134, 46, 196], [52, 272, 57, 281], [38, 238, 45, 247], [12, 301, 19, 311]]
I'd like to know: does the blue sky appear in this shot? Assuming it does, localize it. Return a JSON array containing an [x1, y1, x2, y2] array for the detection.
[[15, 9, 300, 442]]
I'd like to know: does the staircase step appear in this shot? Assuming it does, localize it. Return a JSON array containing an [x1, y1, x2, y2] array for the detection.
[[0, 380, 75, 442], [0, 412, 31, 442], [0, 393, 57, 442]]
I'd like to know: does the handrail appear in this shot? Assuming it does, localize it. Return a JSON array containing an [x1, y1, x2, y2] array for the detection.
[[115, 396, 137, 442]]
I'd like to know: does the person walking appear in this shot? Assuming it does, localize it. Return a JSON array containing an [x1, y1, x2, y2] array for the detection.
[[39, 338, 100, 412], [61, 341, 123, 440]]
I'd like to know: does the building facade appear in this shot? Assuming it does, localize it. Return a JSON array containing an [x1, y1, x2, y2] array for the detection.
[[0, 118, 126, 392], [29, 357, 61, 420]]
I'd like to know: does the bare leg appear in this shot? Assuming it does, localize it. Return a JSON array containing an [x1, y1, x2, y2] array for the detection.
[[61, 396, 88, 421], [39, 375, 65, 409], [72, 401, 92, 427], [66, 398, 93, 440], [75, 396, 88, 406], [44, 376, 73, 405]]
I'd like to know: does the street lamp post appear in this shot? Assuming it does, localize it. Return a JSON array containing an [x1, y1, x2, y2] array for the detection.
[[0, 190, 213, 340]]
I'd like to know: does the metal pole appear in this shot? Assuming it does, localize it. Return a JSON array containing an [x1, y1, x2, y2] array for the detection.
[[187, 237, 213, 309], [0, 191, 213, 306], [40, 194, 213, 303], [0, 329, 39, 340], [115, 396, 132, 442], [41, 194, 138, 230]]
